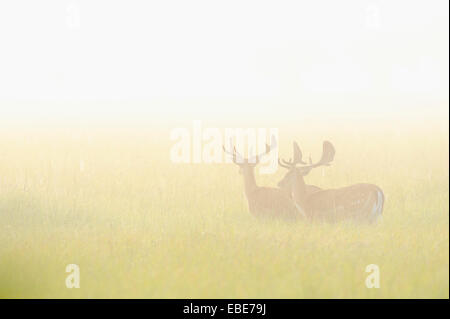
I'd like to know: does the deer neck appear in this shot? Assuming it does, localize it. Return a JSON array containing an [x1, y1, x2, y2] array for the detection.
[[242, 167, 258, 197], [292, 172, 309, 208]]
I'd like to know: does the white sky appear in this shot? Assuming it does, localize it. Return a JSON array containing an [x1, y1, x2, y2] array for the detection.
[[0, 0, 448, 120]]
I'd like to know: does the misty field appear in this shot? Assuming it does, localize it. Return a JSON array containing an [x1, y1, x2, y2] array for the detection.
[[0, 122, 448, 298]]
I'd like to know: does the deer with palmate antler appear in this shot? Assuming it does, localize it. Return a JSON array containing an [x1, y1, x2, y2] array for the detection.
[[278, 141, 384, 223], [223, 136, 303, 220]]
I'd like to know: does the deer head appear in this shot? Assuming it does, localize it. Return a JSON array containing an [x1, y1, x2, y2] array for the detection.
[[223, 135, 277, 175], [278, 141, 335, 189]]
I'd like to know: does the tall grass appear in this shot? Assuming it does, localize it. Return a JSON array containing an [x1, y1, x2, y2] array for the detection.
[[0, 122, 448, 298]]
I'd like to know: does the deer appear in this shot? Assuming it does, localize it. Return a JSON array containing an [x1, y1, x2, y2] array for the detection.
[[223, 136, 303, 220], [278, 141, 384, 223]]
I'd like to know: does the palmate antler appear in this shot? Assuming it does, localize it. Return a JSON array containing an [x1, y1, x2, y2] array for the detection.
[[279, 141, 335, 173], [279, 141, 307, 168]]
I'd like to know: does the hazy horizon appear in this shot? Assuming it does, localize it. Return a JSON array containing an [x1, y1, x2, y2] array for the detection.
[[0, 0, 448, 125]]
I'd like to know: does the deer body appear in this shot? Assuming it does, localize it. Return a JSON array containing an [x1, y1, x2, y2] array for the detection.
[[290, 176, 383, 223], [308, 184, 383, 222], [245, 185, 300, 220], [279, 141, 384, 223], [224, 137, 302, 220]]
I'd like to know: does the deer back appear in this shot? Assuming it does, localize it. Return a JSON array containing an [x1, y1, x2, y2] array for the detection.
[[305, 183, 384, 223]]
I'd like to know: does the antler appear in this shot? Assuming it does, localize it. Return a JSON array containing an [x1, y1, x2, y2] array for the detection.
[[304, 140, 335, 169], [248, 135, 277, 163], [279, 141, 335, 171], [222, 139, 244, 164], [223, 135, 277, 164], [279, 141, 307, 167]]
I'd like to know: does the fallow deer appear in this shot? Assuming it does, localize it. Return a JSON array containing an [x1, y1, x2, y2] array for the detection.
[[223, 136, 301, 220], [278, 141, 384, 223]]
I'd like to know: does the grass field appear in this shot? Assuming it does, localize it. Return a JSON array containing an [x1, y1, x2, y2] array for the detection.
[[0, 120, 448, 298]]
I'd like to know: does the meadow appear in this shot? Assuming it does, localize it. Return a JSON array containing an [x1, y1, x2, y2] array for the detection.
[[0, 119, 448, 298]]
